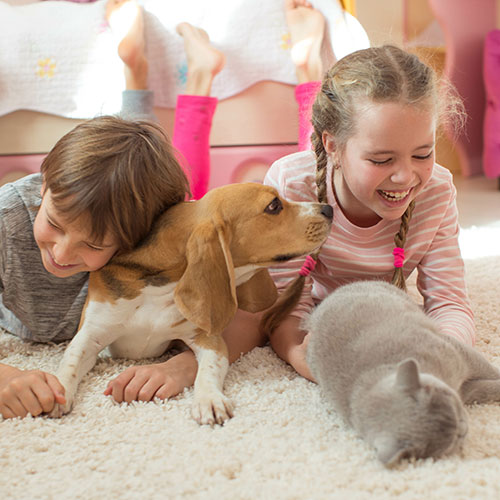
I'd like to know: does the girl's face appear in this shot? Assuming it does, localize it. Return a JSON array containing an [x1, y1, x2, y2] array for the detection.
[[329, 101, 436, 227], [33, 189, 119, 278]]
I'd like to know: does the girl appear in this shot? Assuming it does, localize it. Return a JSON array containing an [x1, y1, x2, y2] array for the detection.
[[261, 33, 474, 380]]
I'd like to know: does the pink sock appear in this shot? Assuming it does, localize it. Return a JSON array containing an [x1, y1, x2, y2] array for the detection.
[[295, 81, 321, 151], [173, 95, 218, 199]]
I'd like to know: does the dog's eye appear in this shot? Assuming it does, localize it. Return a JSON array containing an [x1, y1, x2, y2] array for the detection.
[[265, 197, 283, 215]]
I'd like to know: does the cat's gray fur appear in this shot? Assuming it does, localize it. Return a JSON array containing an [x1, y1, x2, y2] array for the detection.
[[306, 280, 500, 467]]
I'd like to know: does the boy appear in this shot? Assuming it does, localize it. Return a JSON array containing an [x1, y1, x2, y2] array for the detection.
[[0, 115, 190, 419]]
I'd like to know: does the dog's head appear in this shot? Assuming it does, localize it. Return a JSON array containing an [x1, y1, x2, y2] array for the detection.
[[174, 183, 333, 335]]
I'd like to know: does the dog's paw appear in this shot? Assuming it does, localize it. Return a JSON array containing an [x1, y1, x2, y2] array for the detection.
[[46, 399, 73, 418], [192, 392, 234, 426]]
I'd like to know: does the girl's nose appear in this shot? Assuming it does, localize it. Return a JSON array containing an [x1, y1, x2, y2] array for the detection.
[[390, 160, 414, 185]]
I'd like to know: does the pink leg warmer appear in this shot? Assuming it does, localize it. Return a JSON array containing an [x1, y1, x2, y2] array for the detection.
[[295, 81, 321, 151], [172, 95, 218, 199]]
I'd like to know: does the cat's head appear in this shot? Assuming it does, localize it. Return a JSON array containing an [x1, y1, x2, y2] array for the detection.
[[364, 358, 468, 467]]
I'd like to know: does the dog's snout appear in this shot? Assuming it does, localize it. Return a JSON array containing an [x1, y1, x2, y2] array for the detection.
[[321, 204, 333, 220]]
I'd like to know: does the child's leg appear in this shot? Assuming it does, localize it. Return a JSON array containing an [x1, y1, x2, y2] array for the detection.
[[174, 23, 225, 199], [295, 82, 322, 151], [106, 0, 155, 122], [106, 0, 148, 91], [173, 95, 217, 200], [286, 0, 325, 151]]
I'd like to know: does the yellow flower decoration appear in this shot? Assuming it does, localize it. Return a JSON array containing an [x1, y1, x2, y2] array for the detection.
[[280, 32, 292, 50], [36, 58, 56, 78]]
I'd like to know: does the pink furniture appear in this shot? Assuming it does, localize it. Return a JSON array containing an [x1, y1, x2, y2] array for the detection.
[[0, 146, 298, 191], [208, 144, 298, 190], [429, 0, 496, 177], [483, 29, 500, 180], [0, 154, 45, 185]]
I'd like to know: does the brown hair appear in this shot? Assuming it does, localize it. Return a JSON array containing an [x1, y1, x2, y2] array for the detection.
[[261, 45, 464, 336], [41, 115, 190, 252]]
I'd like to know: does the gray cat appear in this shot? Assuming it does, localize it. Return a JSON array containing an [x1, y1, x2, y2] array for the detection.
[[306, 280, 500, 467]]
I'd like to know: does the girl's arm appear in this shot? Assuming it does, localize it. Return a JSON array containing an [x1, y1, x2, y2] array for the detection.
[[268, 315, 315, 381], [417, 180, 475, 345]]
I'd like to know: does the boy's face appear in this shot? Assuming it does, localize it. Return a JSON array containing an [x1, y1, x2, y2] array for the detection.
[[33, 189, 119, 278]]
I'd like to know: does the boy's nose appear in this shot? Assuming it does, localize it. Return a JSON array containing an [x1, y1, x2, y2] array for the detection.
[[53, 238, 76, 264]]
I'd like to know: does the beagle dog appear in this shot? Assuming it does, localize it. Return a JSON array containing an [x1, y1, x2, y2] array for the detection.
[[49, 183, 333, 425]]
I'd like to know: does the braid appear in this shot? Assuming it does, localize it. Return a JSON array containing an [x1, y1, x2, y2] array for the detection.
[[313, 130, 329, 204], [260, 130, 329, 338], [391, 200, 415, 291]]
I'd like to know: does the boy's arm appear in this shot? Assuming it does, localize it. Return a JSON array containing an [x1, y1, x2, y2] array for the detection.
[[0, 363, 66, 419]]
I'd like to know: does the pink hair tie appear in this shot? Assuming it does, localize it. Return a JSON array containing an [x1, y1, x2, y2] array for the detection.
[[393, 247, 405, 268], [299, 255, 317, 277]]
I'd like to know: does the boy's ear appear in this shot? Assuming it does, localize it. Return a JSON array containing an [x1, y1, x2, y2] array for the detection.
[[322, 131, 336, 154], [40, 181, 46, 197]]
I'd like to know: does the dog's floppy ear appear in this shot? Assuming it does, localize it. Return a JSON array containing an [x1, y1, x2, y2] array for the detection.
[[174, 220, 237, 334], [236, 269, 278, 313]]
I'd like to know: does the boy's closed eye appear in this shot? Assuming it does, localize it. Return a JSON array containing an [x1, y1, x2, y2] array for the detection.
[[47, 217, 61, 230], [85, 243, 107, 251], [47, 216, 109, 252]]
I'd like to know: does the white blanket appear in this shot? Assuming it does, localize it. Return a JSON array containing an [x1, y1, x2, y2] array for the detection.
[[0, 0, 369, 119], [0, 0, 124, 118]]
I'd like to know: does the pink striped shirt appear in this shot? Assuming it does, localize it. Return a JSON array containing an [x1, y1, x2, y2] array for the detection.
[[264, 150, 475, 345]]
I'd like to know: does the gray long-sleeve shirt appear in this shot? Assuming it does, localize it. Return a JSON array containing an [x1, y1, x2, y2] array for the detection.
[[0, 174, 88, 342]]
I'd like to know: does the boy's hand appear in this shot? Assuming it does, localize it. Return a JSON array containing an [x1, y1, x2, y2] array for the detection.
[[104, 350, 197, 403], [0, 366, 66, 419]]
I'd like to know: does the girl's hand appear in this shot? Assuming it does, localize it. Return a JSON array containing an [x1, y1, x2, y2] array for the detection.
[[0, 366, 66, 419], [104, 350, 198, 403]]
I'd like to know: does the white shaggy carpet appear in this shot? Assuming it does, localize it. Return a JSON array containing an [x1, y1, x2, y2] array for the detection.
[[1, 254, 500, 500]]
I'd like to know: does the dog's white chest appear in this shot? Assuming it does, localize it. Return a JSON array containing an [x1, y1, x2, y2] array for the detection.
[[86, 282, 193, 359]]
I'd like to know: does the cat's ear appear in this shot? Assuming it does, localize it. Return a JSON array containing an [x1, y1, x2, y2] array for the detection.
[[374, 434, 412, 468], [395, 358, 421, 393]]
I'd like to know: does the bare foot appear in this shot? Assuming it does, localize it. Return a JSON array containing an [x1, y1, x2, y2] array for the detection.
[[176, 22, 225, 96], [106, 0, 148, 89], [285, 0, 325, 83]]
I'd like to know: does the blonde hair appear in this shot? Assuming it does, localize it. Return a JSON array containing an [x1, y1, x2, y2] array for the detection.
[[261, 45, 464, 336], [41, 115, 190, 252]]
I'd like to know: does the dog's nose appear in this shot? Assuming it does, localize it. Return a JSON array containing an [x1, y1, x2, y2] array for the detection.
[[321, 204, 333, 220]]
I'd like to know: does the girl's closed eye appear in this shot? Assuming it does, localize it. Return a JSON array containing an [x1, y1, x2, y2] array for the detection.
[[413, 151, 433, 160], [369, 158, 392, 165]]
